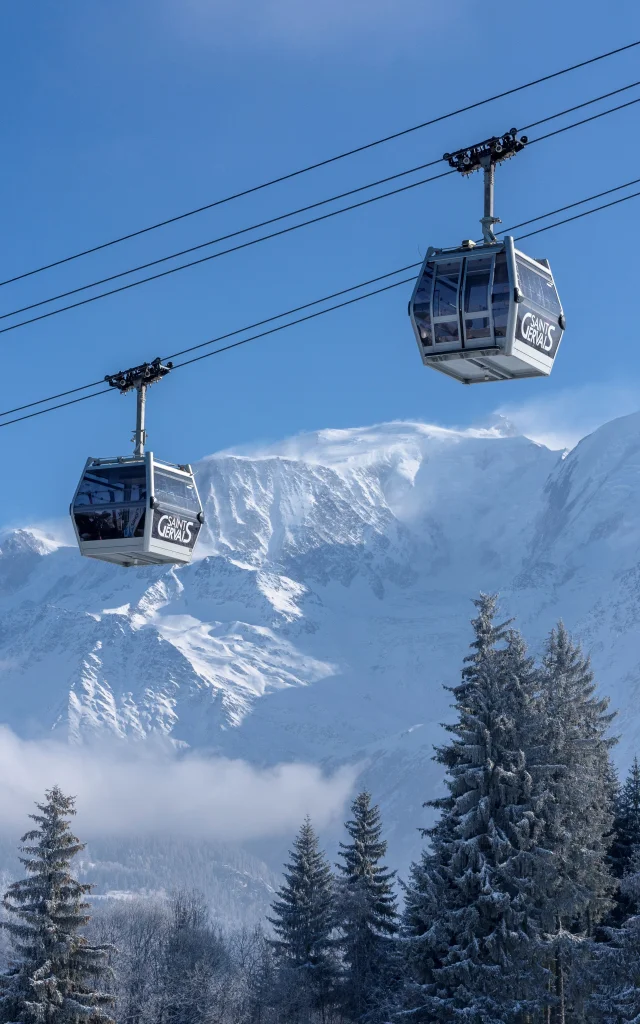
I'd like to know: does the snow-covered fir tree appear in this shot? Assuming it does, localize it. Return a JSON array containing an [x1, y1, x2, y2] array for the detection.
[[402, 594, 553, 1023], [537, 622, 617, 1019], [268, 817, 338, 1022], [588, 860, 640, 1023], [0, 786, 114, 1024], [335, 791, 397, 1022], [607, 757, 640, 926]]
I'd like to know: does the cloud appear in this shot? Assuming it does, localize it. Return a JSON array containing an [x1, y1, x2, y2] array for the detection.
[[0, 519, 74, 550], [495, 383, 640, 452], [0, 727, 356, 842]]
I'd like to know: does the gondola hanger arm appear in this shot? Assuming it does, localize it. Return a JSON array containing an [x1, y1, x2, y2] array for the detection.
[[443, 129, 528, 245], [104, 357, 173, 394], [104, 358, 173, 457]]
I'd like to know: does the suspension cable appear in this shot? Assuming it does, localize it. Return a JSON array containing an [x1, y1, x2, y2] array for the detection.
[[519, 78, 640, 131], [0, 264, 419, 417], [3, 80, 640, 329], [2, 91, 640, 340], [514, 187, 640, 240], [0, 167, 449, 323], [170, 190, 640, 370], [2, 39, 638, 291], [0, 169, 454, 338], [2, 183, 639, 429]]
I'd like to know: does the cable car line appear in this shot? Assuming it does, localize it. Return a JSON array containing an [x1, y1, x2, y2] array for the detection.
[[3, 83, 637, 338], [0, 170, 456, 337], [0, 168, 452, 324], [524, 93, 640, 145], [491, 174, 640, 237], [2, 38, 638, 294], [0, 387, 114, 427], [0, 276, 421, 428], [161, 264, 421, 361], [165, 181, 640, 374], [3, 180, 640, 430], [0, 377, 107, 418], [3, 175, 640, 424], [3, 82, 640, 333], [0, 264, 420, 421], [2, 90, 639, 342], [171, 274, 418, 370], [514, 186, 640, 240], [0, 266, 419, 421], [519, 78, 640, 131], [172, 186, 640, 372], [162, 173, 640, 363]]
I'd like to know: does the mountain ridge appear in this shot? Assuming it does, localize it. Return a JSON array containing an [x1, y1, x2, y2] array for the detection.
[[1, 413, 639, 873]]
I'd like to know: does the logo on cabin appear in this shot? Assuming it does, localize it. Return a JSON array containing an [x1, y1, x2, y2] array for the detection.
[[517, 310, 560, 357], [152, 510, 199, 547]]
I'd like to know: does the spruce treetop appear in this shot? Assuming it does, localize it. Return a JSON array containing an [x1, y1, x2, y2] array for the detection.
[[268, 815, 335, 970], [337, 790, 397, 938], [0, 786, 114, 1024], [338, 792, 393, 886]]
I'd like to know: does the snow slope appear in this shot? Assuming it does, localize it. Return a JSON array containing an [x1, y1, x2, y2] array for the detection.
[[1, 414, 639, 873]]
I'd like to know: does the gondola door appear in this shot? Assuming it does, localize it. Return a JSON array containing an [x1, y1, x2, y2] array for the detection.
[[146, 456, 203, 564]]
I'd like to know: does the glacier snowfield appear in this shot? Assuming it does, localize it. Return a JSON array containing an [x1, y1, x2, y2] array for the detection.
[[1, 413, 640, 877]]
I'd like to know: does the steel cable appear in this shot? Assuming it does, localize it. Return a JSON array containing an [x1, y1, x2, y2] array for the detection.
[[2, 182, 640, 428], [2, 39, 637, 291], [2, 88, 640, 339]]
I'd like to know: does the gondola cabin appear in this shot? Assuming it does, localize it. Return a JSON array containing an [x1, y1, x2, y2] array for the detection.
[[71, 453, 204, 567], [409, 235, 565, 384]]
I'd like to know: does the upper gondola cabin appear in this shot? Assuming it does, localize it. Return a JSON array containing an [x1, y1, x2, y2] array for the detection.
[[408, 235, 565, 384], [408, 129, 565, 384]]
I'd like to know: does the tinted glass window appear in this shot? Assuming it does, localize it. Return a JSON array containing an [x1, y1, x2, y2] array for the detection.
[[516, 257, 561, 315], [433, 261, 460, 317], [412, 264, 433, 346], [464, 257, 492, 313], [434, 321, 459, 345], [492, 253, 510, 339], [413, 264, 433, 312], [154, 471, 200, 514], [415, 314, 433, 347], [465, 317, 491, 341], [74, 508, 145, 542], [75, 465, 147, 507]]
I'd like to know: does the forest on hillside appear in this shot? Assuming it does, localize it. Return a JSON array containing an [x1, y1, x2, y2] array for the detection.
[[1, 595, 640, 1023]]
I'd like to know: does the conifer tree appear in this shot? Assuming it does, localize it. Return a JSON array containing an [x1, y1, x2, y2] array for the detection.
[[540, 622, 616, 931], [537, 622, 617, 1020], [0, 786, 114, 1024], [268, 817, 338, 1021], [608, 757, 640, 925], [402, 595, 552, 1023], [589, 862, 640, 1022], [335, 791, 398, 1022]]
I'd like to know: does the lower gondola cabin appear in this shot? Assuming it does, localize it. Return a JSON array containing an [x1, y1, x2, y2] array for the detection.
[[71, 453, 204, 567]]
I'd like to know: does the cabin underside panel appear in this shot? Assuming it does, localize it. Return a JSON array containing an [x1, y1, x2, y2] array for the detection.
[[424, 350, 551, 384]]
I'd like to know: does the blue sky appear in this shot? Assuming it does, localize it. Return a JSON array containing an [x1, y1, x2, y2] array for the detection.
[[1, 0, 640, 530]]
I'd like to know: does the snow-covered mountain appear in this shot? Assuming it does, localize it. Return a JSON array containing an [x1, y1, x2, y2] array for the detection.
[[1, 413, 640, 875]]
